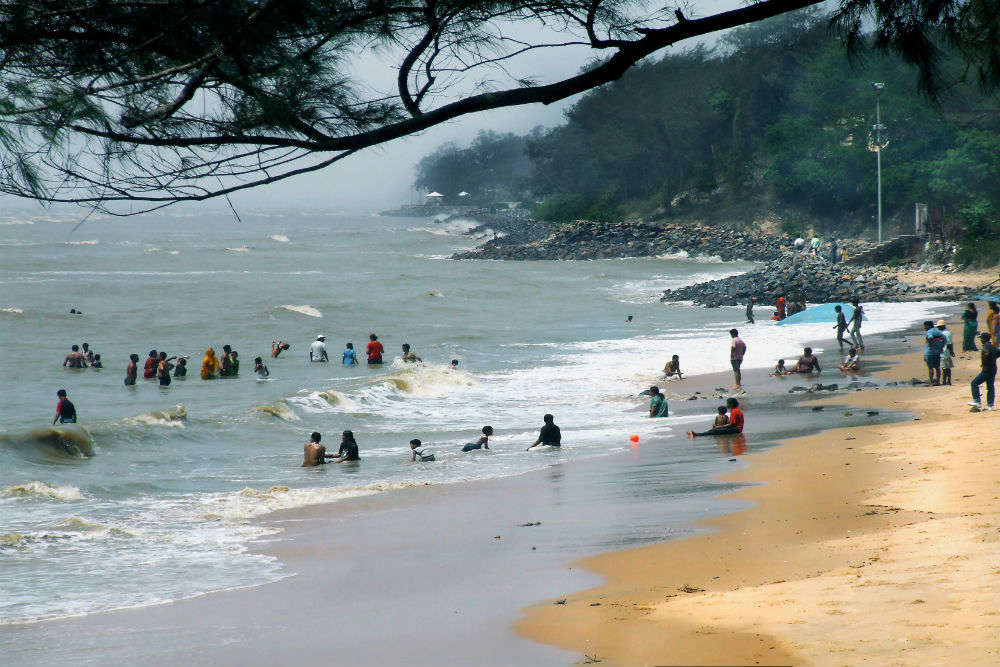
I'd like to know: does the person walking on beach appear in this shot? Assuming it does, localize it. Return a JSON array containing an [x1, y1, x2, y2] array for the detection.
[[53, 389, 77, 424], [342, 342, 358, 365], [63, 345, 87, 368], [366, 334, 384, 365], [937, 320, 954, 386], [969, 332, 998, 411], [687, 398, 743, 437], [988, 301, 1000, 345], [962, 303, 979, 351], [848, 300, 865, 350], [143, 350, 158, 379], [201, 348, 220, 379], [302, 432, 336, 467], [527, 414, 561, 450], [648, 386, 669, 418], [125, 353, 139, 386], [923, 320, 945, 386], [309, 335, 329, 362], [332, 430, 361, 463], [745, 297, 755, 324], [729, 329, 746, 390], [834, 305, 849, 353], [462, 426, 492, 452]]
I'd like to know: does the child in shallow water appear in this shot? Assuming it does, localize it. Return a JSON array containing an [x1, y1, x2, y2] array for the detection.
[[770, 359, 790, 376], [713, 406, 729, 428], [462, 426, 493, 452], [410, 439, 435, 462]]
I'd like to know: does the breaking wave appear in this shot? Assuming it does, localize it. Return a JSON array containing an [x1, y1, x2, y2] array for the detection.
[[252, 402, 300, 421], [0, 481, 84, 501], [0, 426, 94, 459], [278, 304, 322, 318]]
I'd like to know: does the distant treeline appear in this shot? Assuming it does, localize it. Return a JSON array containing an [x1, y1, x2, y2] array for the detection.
[[414, 11, 1000, 264]]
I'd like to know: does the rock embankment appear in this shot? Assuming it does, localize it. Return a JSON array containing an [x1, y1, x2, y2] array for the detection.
[[453, 220, 797, 262], [659, 253, 970, 306]]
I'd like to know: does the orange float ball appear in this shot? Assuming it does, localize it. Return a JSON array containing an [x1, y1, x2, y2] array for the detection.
[[629, 434, 639, 443]]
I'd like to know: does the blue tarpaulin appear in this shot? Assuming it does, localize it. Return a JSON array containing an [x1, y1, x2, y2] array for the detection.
[[974, 295, 1000, 302], [774, 302, 867, 325]]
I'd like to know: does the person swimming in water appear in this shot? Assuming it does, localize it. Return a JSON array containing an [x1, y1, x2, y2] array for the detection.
[[143, 350, 158, 379], [401, 343, 421, 363], [462, 426, 493, 452], [220, 345, 233, 377], [201, 348, 220, 379], [91, 353, 102, 369], [125, 353, 139, 385], [174, 357, 188, 378], [410, 438, 435, 461], [271, 340, 290, 358], [82, 342, 95, 365], [53, 389, 77, 424], [157, 352, 177, 386], [302, 432, 336, 467], [526, 414, 561, 450], [309, 335, 329, 362], [449, 359, 459, 369], [254, 356, 270, 378], [331, 430, 360, 463], [343, 342, 358, 365], [63, 345, 87, 368], [228, 350, 240, 376], [366, 333, 384, 365]]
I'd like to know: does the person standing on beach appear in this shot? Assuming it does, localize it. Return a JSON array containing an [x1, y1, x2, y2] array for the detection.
[[775, 296, 786, 321], [527, 414, 561, 450], [648, 386, 669, 418], [962, 303, 979, 351], [969, 333, 998, 411], [849, 300, 865, 350], [988, 302, 1000, 345], [829, 239, 839, 264], [125, 353, 139, 385], [309, 335, 329, 362], [302, 432, 336, 466], [923, 320, 945, 386], [745, 297, 755, 324], [810, 236, 821, 256], [729, 329, 746, 390], [366, 334, 384, 365], [63, 345, 87, 368], [834, 305, 849, 353], [687, 398, 743, 437], [53, 389, 77, 424], [937, 320, 954, 386]]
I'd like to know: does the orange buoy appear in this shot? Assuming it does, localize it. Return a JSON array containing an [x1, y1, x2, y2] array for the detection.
[[629, 434, 639, 443]]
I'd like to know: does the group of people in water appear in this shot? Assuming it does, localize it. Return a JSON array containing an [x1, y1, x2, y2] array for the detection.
[[301, 414, 562, 466]]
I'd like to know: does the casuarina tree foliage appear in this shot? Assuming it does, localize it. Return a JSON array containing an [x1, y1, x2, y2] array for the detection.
[[0, 0, 998, 213]]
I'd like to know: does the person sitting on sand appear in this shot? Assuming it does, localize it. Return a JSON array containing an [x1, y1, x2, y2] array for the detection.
[[174, 357, 188, 378], [271, 340, 290, 358], [527, 414, 561, 450], [64, 344, 87, 368], [143, 350, 158, 379], [53, 389, 77, 424], [125, 353, 139, 385], [648, 386, 669, 418], [687, 398, 743, 437], [343, 342, 358, 365], [770, 359, 791, 376], [332, 430, 361, 463], [401, 343, 422, 363], [201, 348, 220, 379], [663, 355, 683, 379], [302, 432, 336, 467], [713, 405, 729, 428], [840, 347, 860, 372], [794, 347, 821, 374], [254, 356, 270, 378], [462, 425, 493, 452], [410, 438, 435, 462]]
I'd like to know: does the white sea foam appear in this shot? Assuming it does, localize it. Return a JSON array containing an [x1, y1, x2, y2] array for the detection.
[[278, 304, 322, 318], [0, 307, 23, 314], [61, 240, 98, 246], [267, 234, 290, 243], [208, 485, 385, 520], [0, 481, 84, 501], [0, 220, 33, 225], [225, 246, 250, 252], [126, 405, 187, 428], [407, 218, 479, 236]]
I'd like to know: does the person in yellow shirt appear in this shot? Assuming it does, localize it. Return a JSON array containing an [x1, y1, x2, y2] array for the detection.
[[201, 348, 220, 380]]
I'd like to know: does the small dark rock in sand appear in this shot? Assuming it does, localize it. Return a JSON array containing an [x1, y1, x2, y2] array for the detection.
[[867, 410, 879, 416], [678, 585, 705, 593], [811, 406, 824, 411], [554, 599, 567, 605]]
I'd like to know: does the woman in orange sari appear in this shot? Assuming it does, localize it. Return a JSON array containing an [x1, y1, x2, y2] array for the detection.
[[201, 348, 220, 380]]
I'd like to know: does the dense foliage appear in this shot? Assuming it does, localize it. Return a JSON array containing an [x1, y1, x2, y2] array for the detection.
[[417, 11, 1000, 262]]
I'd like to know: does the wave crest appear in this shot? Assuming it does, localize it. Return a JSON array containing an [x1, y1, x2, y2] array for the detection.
[[0, 481, 84, 501], [278, 304, 322, 318]]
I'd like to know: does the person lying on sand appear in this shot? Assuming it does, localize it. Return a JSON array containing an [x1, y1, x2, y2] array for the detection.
[[687, 398, 743, 437], [302, 432, 336, 467]]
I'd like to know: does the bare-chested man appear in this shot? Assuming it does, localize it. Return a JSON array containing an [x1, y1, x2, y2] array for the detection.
[[302, 432, 336, 467], [125, 353, 139, 386], [63, 345, 88, 368]]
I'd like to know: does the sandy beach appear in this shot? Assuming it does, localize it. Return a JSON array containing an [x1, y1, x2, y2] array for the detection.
[[518, 313, 1000, 665]]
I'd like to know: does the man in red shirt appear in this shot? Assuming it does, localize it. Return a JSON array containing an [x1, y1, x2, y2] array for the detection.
[[688, 398, 743, 437], [366, 333, 384, 365]]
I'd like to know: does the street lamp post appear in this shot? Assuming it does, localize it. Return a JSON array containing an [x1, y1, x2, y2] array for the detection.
[[872, 82, 886, 244]]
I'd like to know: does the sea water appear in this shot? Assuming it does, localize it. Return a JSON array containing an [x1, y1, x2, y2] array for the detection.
[[0, 208, 951, 623]]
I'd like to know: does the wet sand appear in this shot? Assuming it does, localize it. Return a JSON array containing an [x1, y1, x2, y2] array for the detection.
[[519, 314, 1000, 665]]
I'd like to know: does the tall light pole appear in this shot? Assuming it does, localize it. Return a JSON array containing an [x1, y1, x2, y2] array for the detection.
[[871, 82, 886, 244]]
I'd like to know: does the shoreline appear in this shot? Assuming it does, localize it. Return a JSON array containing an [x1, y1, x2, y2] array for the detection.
[[517, 312, 999, 665]]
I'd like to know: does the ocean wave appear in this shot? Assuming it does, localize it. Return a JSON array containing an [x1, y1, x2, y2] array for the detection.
[[61, 240, 99, 246], [225, 246, 250, 252], [267, 234, 290, 243], [278, 304, 322, 318], [375, 361, 475, 398], [0, 533, 27, 548], [54, 516, 137, 538], [1, 307, 23, 314], [654, 249, 724, 263], [0, 426, 94, 459], [126, 405, 187, 428], [286, 389, 365, 414], [425, 289, 443, 297], [0, 219, 33, 225], [0, 481, 84, 501], [210, 482, 433, 520], [252, 402, 300, 421]]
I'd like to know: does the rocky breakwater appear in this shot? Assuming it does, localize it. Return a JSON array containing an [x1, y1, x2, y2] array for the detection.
[[660, 252, 971, 306], [452, 220, 792, 261]]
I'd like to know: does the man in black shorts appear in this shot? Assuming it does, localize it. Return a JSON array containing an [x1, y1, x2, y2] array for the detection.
[[730, 329, 746, 390], [527, 414, 561, 450], [53, 389, 77, 424]]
